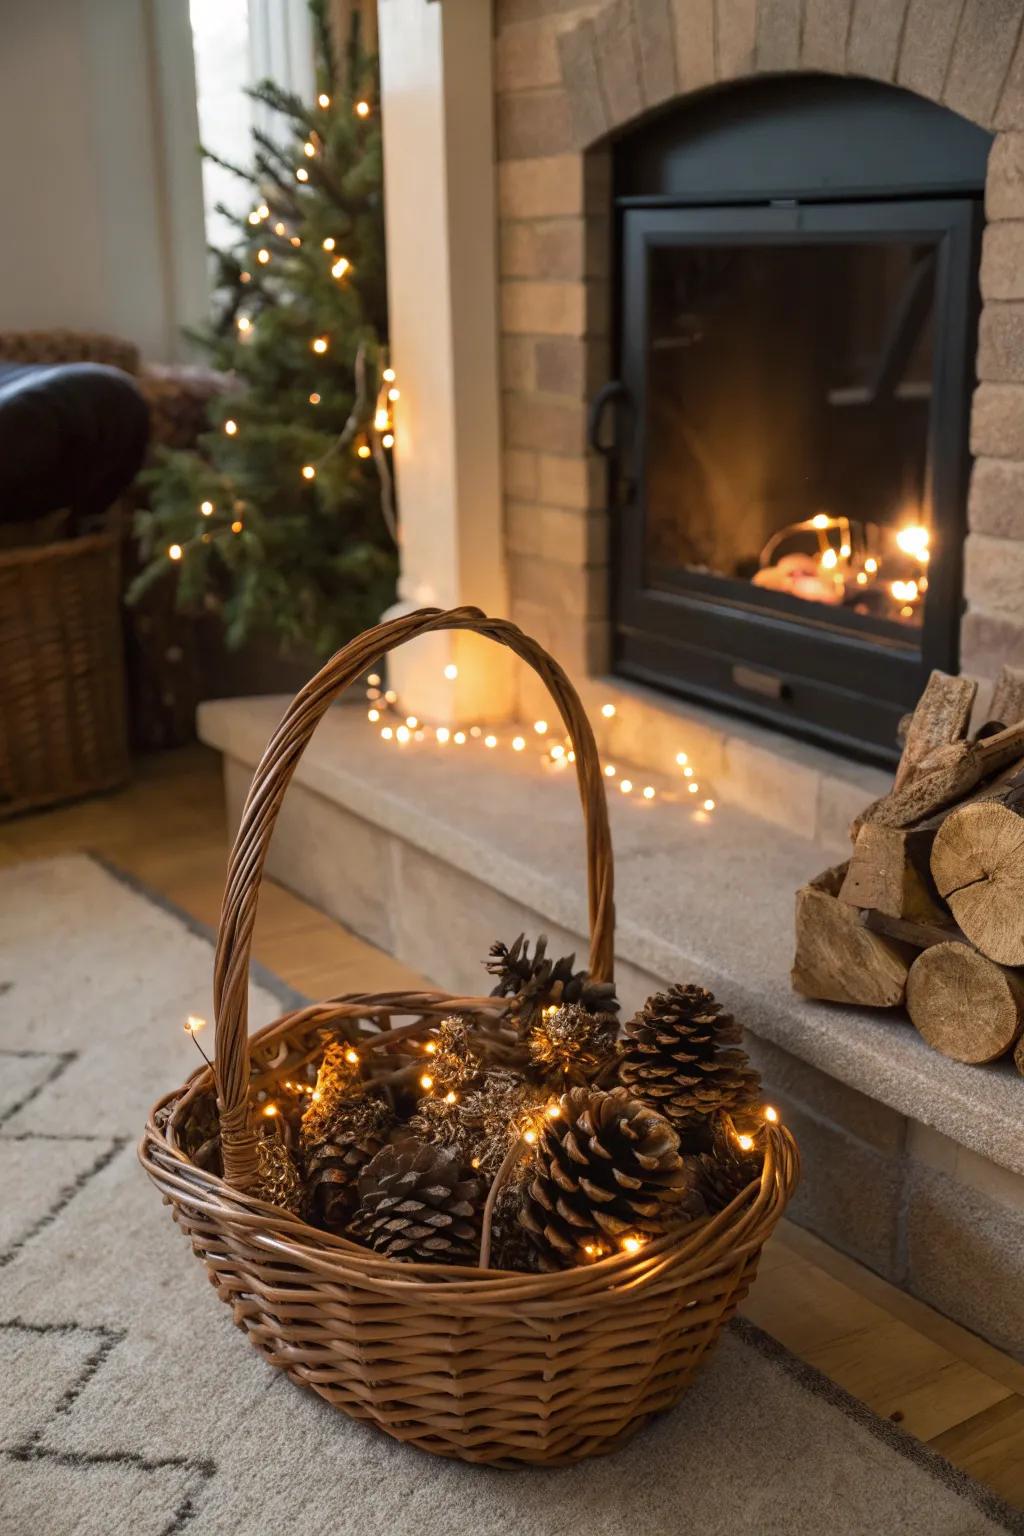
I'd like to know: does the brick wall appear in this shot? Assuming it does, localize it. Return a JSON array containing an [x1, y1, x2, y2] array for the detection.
[[494, 0, 1024, 716]]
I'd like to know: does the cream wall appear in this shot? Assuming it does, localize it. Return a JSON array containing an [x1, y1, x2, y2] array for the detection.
[[0, 0, 207, 361]]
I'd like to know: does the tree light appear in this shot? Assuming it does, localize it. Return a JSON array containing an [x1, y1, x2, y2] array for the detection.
[[274, 221, 286, 236], [256, 248, 270, 264], [621, 1234, 644, 1254], [168, 543, 182, 561], [303, 140, 316, 157], [200, 500, 214, 516], [444, 1091, 457, 1104], [737, 1133, 755, 1151], [318, 92, 330, 108], [236, 315, 251, 333], [331, 257, 350, 279], [296, 166, 309, 182], [301, 464, 316, 480], [312, 336, 329, 354], [224, 419, 238, 436], [420, 1074, 434, 1091], [262, 1103, 279, 1118], [322, 236, 336, 251], [355, 100, 371, 117]]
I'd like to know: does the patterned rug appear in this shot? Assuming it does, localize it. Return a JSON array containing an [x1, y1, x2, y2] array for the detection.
[[1, 854, 1021, 1536]]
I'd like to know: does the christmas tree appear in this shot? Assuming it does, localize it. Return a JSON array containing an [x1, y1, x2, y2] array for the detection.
[[130, 3, 397, 656]]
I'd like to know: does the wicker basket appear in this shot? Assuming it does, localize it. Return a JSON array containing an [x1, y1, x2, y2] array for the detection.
[[140, 606, 799, 1466], [0, 513, 129, 818]]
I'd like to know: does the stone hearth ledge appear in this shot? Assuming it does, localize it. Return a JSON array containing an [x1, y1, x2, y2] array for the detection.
[[199, 695, 1024, 1182]]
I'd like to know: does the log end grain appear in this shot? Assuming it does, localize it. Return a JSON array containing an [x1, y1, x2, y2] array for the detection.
[[930, 801, 1024, 967], [905, 942, 1024, 1063]]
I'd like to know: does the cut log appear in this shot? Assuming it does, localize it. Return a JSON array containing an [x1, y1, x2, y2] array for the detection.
[[839, 823, 943, 921], [793, 864, 916, 1007], [987, 664, 1024, 729], [852, 719, 1024, 836], [905, 942, 1024, 1063], [861, 908, 965, 951], [1015, 1034, 1024, 1078], [893, 670, 976, 792], [930, 801, 1024, 966]]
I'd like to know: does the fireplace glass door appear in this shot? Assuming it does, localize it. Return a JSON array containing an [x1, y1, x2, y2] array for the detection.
[[615, 199, 980, 761]]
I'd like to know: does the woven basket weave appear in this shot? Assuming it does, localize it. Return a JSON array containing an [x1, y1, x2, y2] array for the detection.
[[140, 606, 798, 1466]]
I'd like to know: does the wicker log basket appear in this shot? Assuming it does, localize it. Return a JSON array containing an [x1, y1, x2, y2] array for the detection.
[[140, 607, 799, 1466]]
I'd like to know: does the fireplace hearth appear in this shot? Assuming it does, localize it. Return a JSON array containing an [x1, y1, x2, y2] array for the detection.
[[604, 77, 993, 763]]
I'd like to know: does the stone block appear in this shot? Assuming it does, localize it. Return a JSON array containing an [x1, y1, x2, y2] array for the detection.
[[503, 447, 539, 498], [906, 1160, 1024, 1362], [498, 155, 586, 218], [541, 505, 610, 565], [503, 391, 588, 454], [944, 0, 1023, 127], [506, 497, 544, 557], [557, 20, 609, 148], [671, 0, 717, 91], [964, 529, 1024, 615], [755, 0, 802, 71], [497, 89, 574, 160], [961, 605, 1024, 675], [593, 0, 643, 126], [780, 1100, 906, 1280], [981, 220, 1024, 300], [584, 215, 612, 279], [996, 30, 1024, 127], [501, 279, 587, 336], [634, 0, 678, 106], [968, 455, 1024, 538], [499, 221, 536, 277], [495, 18, 563, 92], [535, 335, 588, 396], [977, 301, 1024, 382], [537, 450, 605, 509], [972, 381, 1024, 457], [897, 0, 964, 100], [745, 1030, 908, 1155], [801, 0, 852, 74], [847, 0, 908, 81], [986, 132, 1024, 220], [223, 758, 396, 955], [533, 216, 588, 278], [501, 336, 536, 392], [717, 0, 758, 78]]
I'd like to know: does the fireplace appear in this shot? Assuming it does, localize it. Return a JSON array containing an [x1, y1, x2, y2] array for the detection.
[[604, 77, 992, 763]]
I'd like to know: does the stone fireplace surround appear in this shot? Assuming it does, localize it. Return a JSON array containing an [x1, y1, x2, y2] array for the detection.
[[201, 0, 1024, 1361]]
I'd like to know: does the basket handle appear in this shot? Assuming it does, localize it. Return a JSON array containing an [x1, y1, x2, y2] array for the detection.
[[213, 605, 615, 1189]]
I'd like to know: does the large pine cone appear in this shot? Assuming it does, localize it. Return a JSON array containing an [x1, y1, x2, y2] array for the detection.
[[304, 1096, 394, 1231], [619, 985, 761, 1139], [349, 1138, 482, 1265], [486, 933, 618, 1034], [520, 1087, 705, 1267]]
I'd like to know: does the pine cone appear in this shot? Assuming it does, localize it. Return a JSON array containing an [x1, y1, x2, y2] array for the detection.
[[695, 1118, 764, 1213], [486, 933, 618, 1035], [619, 985, 761, 1139], [528, 1002, 620, 1084], [301, 1040, 362, 1148], [349, 1138, 482, 1265], [489, 1178, 542, 1273], [427, 1015, 480, 1094], [304, 1096, 394, 1231], [520, 1087, 705, 1268], [252, 1134, 304, 1215]]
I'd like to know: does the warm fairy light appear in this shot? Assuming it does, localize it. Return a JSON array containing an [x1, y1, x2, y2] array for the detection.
[[383, 368, 396, 383], [839, 543, 851, 558], [387, 386, 400, 402], [891, 578, 919, 603], [382, 689, 396, 703], [484, 734, 498, 749], [309, 392, 321, 405], [621, 1234, 645, 1254], [256, 203, 269, 219], [703, 798, 716, 811], [290, 235, 301, 248], [367, 708, 380, 722], [443, 662, 458, 679], [257, 247, 270, 264], [444, 1091, 458, 1104], [343, 1048, 359, 1065], [737, 1133, 755, 1151], [471, 1156, 481, 1169], [240, 271, 251, 283], [231, 520, 243, 534], [812, 513, 829, 529], [470, 726, 482, 738], [545, 1102, 561, 1118], [820, 548, 838, 570], [765, 1105, 779, 1123], [357, 442, 371, 459], [683, 765, 694, 778], [262, 1103, 279, 1118], [856, 571, 868, 585], [168, 543, 182, 561], [642, 786, 655, 800], [296, 166, 309, 182], [865, 556, 878, 574], [420, 1074, 434, 1091], [534, 720, 548, 734], [318, 92, 330, 108], [523, 1129, 538, 1144], [436, 727, 450, 744], [322, 236, 336, 251], [381, 433, 394, 448], [688, 782, 699, 794], [331, 257, 350, 279], [301, 464, 316, 480], [355, 99, 371, 117], [604, 765, 616, 777], [247, 211, 260, 226], [396, 725, 411, 743], [303, 140, 316, 157], [224, 419, 238, 436], [274, 221, 286, 235], [601, 703, 616, 718], [312, 336, 329, 354], [236, 315, 252, 333], [424, 1040, 438, 1054], [567, 750, 576, 763], [405, 715, 418, 728], [374, 407, 389, 431], [550, 744, 565, 760], [676, 752, 688, 766], [453, 731, 466, 745], [896, 524, 930, 560], [620, 778, 633, 794], [184, 1015, 206, 1034], [200, 501, 214, 518], [381, 726, 393, 740], [512, 736, 525, 751]]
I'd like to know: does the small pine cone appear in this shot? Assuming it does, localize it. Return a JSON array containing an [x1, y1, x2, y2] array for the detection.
[[696, 1119, 764, 1213], [304, 1096, 394, 1231], [528, 1003, 619, 1084], [520, 1087, 705, 1268], [489, 1179, 542, 1274], [349, 1138, 482, 1265], [428, 1015, 480, 1094], [252, 1134, 304, 1215], [300, 1040, 362, 1148], [460, 1069, 547, 1177], [486, 933, 619, 1035], [619, 985, 761, 1139]]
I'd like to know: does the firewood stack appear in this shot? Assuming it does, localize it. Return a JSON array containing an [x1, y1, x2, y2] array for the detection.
[[793, 665, 1024, 1073]]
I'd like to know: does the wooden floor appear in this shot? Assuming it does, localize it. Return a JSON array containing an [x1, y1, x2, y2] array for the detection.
[[3, 745, 1023, 1508]]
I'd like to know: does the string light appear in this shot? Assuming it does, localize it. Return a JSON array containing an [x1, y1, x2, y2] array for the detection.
[[384, 690, 397, 704], [311, 336, 329, 354], [703, 798, 716, 811], [357, 441, 371, 459], [405, 715, 418, 728], [247, 210, 260, 226], [387, 386, 400, 402], [322, 236, 336, 251], [381, 726, 393, 740], [200, 500, 214, 516], [484, 734, 498, 749], [688, 782, 699, 794], [231, 519, 243, 534], [344, 1048, 359, 1065], [224, 419, 238, 436], [355, 100, 371, 117], [301, 464, 316, 480], [765, 1105, 779, 1123], [263, 1103, 280, 1118], [396, 725, 411, 742], [368, 674, 380, 686], [436, 727, 450, 743], [453, 731, 466, 744], [604, 765, 616, 777], [642, 785, 655, 800], [318, 92, 330, 108], [683, 765, 694, 778], [168, 543, 182, 561], [420, 1074, 434, 1091], [444, 663, 458, 679], [309, 392, 321, 405], [274, 221, 286, 236], [383, 367, 396, 383], [545, 1102, 561, 1118], [184, 1015, 205, 1035], [533, 719, 548, 734], [601, 703, 616, 718], [296, 166, 309, 182], [676, 752, 688, 765], [236, 315, 252, 333], [303, 140, 316, 157], [381, 433, 394, 449], [512, 736, 525, 751], [620, 778, 633, 794], [621, 1234, 645, 1254], [444, 1090, 458, 1104], [523, 1129, 538, 1145], [256, 248, 270, 264], [240, 271, 251, 283], [290, 235, 301, 248], [550, 744, 565, 760], [737, 1133, 755, 1151], [367, 708, 380, 722], [331, 256, 350, 279]]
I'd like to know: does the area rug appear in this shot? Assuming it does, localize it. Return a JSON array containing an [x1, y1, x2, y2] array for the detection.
[[1, 854, 1021, 1536]]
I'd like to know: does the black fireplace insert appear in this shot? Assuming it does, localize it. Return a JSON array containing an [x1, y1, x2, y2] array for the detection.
[[601, 77, 992, 763]]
